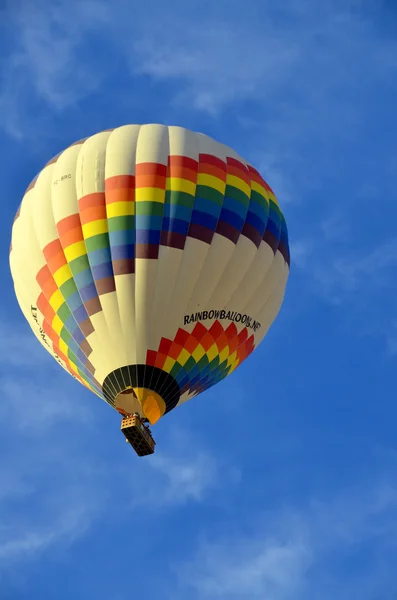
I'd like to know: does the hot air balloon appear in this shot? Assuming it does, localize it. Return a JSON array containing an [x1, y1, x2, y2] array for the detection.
[[9, 124, 290, 456]]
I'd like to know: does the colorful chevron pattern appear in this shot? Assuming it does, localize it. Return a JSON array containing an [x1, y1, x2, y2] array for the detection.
[[10, 125, 290, 421]]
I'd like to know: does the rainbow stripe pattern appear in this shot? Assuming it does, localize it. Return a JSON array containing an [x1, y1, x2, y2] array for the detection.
[[10, 125, 290, 422]]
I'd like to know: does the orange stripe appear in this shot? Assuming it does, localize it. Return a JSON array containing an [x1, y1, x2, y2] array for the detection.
[[247, 165, 272, 192], [80, 204, 107, 225], [135, 173, 166, 189], [167, 166, 197, 183], [198, 163, 227, 181], [47, 250, 67, 272], [79, 192, 105, 211], [226, 163, 251, 186], [43, 239, 63, 261], [60, 226, 84, 247], [37, 293, 55, 321], [36, 265, 52, 287], [105, 187, 135, 204], [57, 214, 81, 236], [43, 319, 59, 345]]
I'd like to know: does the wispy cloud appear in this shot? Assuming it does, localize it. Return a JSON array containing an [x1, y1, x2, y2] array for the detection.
[[178, 477, 397, 600], [130, 427, 238, 509], [1, 0, 110, 138]]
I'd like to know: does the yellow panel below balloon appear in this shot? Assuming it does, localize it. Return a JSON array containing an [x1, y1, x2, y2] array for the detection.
[[133, 388, 166, 425]]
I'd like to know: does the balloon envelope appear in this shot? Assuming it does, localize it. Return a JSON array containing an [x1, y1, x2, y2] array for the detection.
[[10, 125, 290, 424]]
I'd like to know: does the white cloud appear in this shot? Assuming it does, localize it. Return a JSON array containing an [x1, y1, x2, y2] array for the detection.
[[1, 0, 110, 137], [132, 22, 299, 115], [178, 478, 397, 600], [312, 239, 397, 303], [290, 239, 313, 269], [0, 320, 54, 369], [131, 427, 237, 508]]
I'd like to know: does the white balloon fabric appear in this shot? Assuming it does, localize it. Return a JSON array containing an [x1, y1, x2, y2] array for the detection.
[[10, 125, 290, 424]]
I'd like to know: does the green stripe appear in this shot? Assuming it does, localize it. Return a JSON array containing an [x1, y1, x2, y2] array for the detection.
[[195, 185, 224, 205], [69, 255, 90, 275], [58, 302, 72, 323], [165, 190, 195, 208], [135, 201, 164, 216], [108, 215, 134, 232], [225, 184, 250, 208], [85, 233, 109, 252], [251, 189, 269, 211], [61, 327, 72, 344], [60, 278, 77, 300]]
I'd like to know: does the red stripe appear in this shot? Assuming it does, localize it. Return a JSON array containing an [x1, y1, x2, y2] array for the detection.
[[57, 214, 82, 236], [79, 192, 105, 211], [199, 154, 226, 171], [168, 155, 198, 170], [227, 162, 251, 186], [135, 162, 167, 177], [105, 175, 135, 189], [247, 165, 273, 192]]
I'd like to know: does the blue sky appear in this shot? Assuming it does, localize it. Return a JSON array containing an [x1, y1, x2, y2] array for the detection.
[[1, 0, 397, 598]]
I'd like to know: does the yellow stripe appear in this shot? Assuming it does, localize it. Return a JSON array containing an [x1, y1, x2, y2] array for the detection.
[[69, 361, 79, 375], [251, 180, 268, 199], [166, 177, 196, 196], [53, 264, 73, 288], [64, 241, 87, 262], [82, 219, 108, 238], [163, 356, 176, 373], [135, 187, 165, 203], [197, 173, 225, 194], [219, 346, 229, 363], [228, 361, 239, 374], [192, 344, 205, 362], [226, 175, 251, 198], [106, 201, 135, 218], [58, 337, 69, 356], [51, 314, 63, 336], [178, 348, 190, 365], [227, 351, 237, 366], [49, 289, 64, 312], [207, 343, 218, 362], [268, 191, 279, 206]]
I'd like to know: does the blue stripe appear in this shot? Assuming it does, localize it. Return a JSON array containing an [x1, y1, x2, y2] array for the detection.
[[74, 268, 94, 289], [87, 247, 113, 266], [162, 217, 189, 235], [73, 328, 85, 345], [245, 211, 266, 234], [80, 282, 98, 302], [193, 196, 222, 218], [135, 215, 163, 230], [64, 315, 77, 334], [67, 291, 84, 312], [190, 210, 218, 230], [219, 208, 244, 231], [111, 244, 134, 260], [266, 219, 281, 239], [91, 262, 114, 280], [74, 305, 89, 324], [109, 229, 135, 246], [249, 198, 269, 222], [164, 203, 192, 221], [135, 230, 161, 245], [223, 196, 248, 219]]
